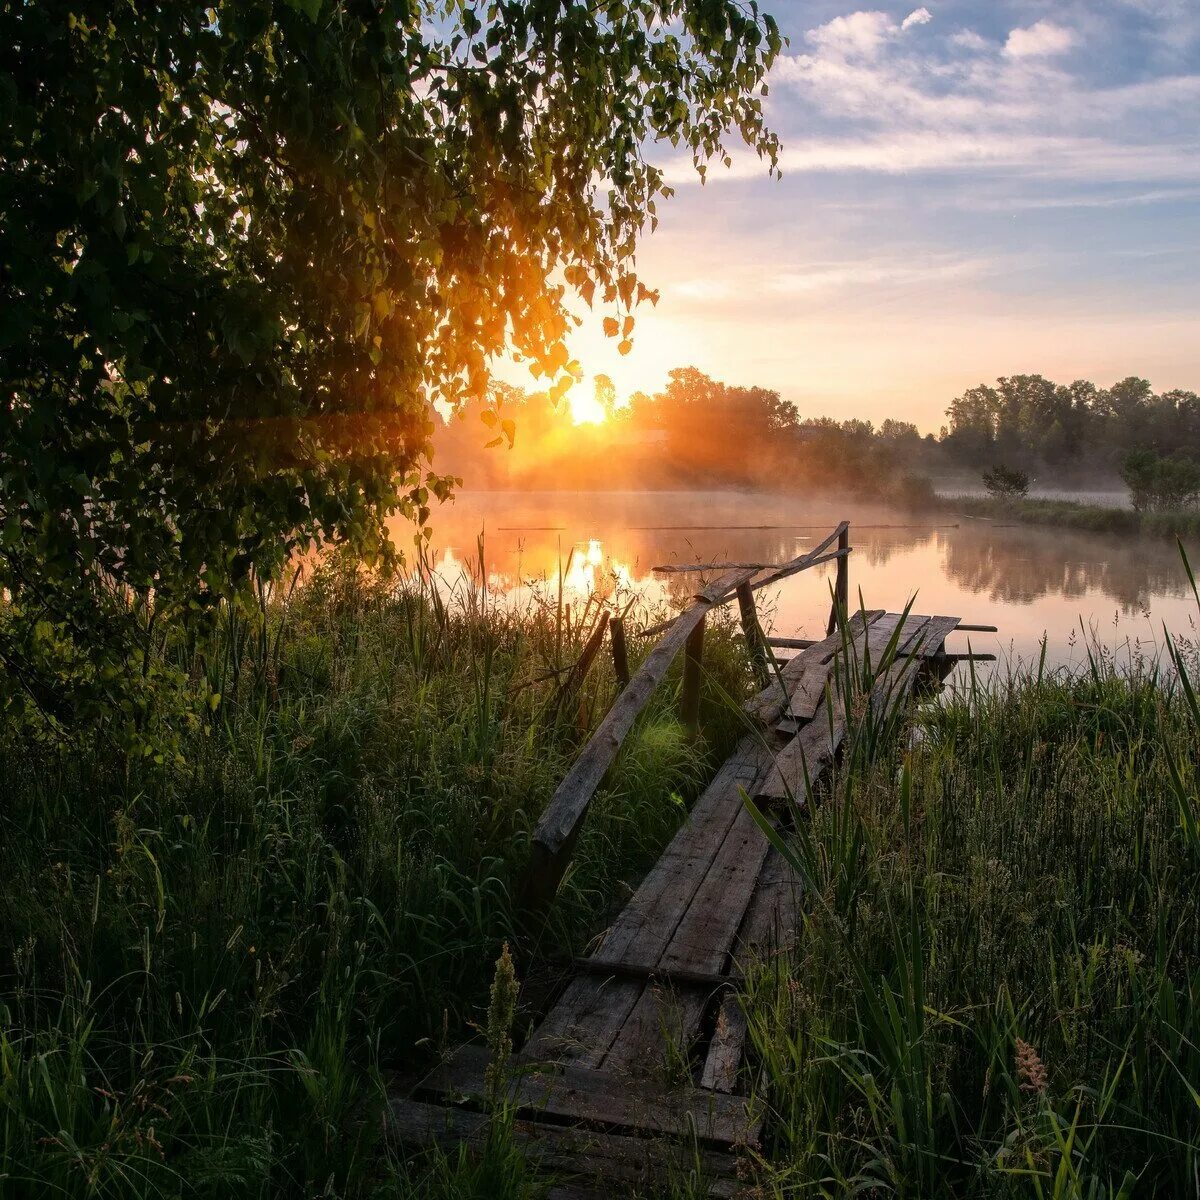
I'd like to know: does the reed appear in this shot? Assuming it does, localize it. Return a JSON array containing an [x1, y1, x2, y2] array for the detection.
[[738, 552, 1200, 1197], [0, 550, 750, 1198]]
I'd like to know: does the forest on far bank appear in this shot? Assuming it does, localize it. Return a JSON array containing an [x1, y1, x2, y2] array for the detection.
[[435, 367, 1200, 500]]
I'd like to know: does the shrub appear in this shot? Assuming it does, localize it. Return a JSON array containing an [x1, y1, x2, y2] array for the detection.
[[981, 464, 1030, 501], [1120, 448, 1200, 512]]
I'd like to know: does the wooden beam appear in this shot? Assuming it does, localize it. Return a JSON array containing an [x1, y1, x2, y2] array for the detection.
[[418, 1045, 761, 1145], [635, 526, 851, 640], [736, 582, 770, 689], [826, 523, 851, 636], [387, 1097, 740, 1196], [521, 567, 756, 910], [954, 623, 999, 633], [557, 612, 609, 714]]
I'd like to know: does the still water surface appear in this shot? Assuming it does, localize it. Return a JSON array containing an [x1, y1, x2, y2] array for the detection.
[[396, 491, 1198, 678]]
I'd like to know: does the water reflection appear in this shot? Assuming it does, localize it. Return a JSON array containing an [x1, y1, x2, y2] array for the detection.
[[396, 491, 1197, 673]]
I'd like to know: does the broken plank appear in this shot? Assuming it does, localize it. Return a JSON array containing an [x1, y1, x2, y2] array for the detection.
[[755, 709, 845, 804], [419, 1045, 761, 1145], [700, 993, 748, 1093]]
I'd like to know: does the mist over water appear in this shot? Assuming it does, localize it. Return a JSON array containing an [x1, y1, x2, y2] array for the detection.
[[393, 490, 1198, 679]]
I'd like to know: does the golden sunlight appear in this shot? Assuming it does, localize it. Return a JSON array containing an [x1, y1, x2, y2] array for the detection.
[[567, 385, 608, 425]]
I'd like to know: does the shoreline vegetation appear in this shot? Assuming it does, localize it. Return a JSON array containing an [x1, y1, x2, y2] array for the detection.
[[940, 494, 1200, 540], [2, 554, 1198, 1197]]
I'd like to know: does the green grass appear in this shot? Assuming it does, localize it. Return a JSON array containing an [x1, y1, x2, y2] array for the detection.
[[0, 556, 752, 1198], [738, 578, 1200, 1197], [4, 549, 1199, 1198], [948, 495, 1200, 539]]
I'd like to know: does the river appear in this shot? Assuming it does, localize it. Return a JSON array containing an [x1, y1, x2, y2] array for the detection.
[[396, 490, 1198, 680]]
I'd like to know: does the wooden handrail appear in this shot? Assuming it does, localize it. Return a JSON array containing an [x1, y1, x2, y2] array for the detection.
[[636, 525, 851, 641], [520, 566, 756, 910]]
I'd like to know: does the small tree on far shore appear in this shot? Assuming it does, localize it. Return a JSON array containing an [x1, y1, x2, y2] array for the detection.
[[982, 465, 1030, 502]]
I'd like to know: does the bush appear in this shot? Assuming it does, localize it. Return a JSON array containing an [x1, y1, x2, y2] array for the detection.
[[1120, 448, 1200, 512], [981, 464, 1030, 501]]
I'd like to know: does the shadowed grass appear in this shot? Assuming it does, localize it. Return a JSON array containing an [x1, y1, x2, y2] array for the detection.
[[0, 554, 752, 1198], [739, 552, 1200, 1198]]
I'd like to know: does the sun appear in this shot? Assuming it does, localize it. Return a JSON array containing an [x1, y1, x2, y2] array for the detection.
[[567, 389, 608, 425]]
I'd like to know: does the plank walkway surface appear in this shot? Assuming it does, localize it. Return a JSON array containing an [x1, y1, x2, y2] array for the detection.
[[389, 531, 981, 1195]]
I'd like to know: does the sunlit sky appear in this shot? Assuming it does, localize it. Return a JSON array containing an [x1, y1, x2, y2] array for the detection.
[[514, 0, 1200, 434]]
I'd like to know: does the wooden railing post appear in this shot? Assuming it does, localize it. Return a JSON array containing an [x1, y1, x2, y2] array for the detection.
[[736, 582, 770, 689], [610, 616, 630, 688], [680, 614, 705, 735], [826, 523, 850, 635]]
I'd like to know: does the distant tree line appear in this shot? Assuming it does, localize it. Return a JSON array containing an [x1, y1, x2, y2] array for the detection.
[[941, 375, 1200, 474], [436, 367, 1199, 507]]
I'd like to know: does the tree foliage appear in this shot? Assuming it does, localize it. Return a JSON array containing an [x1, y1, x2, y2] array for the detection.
[[1120, 450, 1200, 513], [981, 464, 1030, 502], [0, 0, 781, 745], [943, 374, 1200, 472]]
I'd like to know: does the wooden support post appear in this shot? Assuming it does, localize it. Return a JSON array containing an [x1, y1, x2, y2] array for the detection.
[[736, 582, 770, 689], [826, 524, 850, 636], [610, 616, 630, 688], [680, 614, 705, 735]]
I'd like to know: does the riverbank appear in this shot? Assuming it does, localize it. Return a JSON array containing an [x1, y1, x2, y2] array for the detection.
[[1, 560, 1197, 1197], [941, 493, 1200, 539]]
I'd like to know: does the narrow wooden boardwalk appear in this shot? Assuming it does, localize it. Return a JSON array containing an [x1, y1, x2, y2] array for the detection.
[[389, 526, 993, 1197]]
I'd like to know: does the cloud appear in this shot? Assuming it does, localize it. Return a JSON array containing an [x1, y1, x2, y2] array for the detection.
[[1004, 20, 1076, 57], [949, 29, 989, 51], [804, 7, 933, 59], [805, 11, 898, 59]]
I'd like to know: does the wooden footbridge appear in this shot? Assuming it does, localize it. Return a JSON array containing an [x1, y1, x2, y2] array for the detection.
[[389, 522, 995, 1196]]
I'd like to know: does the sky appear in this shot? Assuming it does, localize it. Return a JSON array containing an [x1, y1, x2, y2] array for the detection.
[[542, 0, 1200, 433]]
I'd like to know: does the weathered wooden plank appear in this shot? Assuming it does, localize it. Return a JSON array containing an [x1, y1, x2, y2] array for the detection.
[[907, 614, 960, 657], [754, 709, 845, 803], [680, 614, 706, 735], [861, 613, 931, 664], [758, 618, 954, 803], [600, 985, 710, 1077], [523, 567, 756, 908], [387, 1096, 739, 1196], [744, 609, 884, 726], [557, 612, 610, 713], [700, 993, 748, 1093], [658, 804, 775, 978], [741, 522, 848, 596], [638, 529, 850, 639], [592, 738, 773, 971], [573, 958, 733, 991], [781, 660, 838, 723], [523, 973, 645, 1068], [734, 846, 801, 968], [419, 1045, 761, 1145]]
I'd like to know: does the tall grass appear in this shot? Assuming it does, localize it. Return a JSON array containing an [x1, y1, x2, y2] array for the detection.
[[0, 552, 751, 1198], [742, 556, 1200, 1197]]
